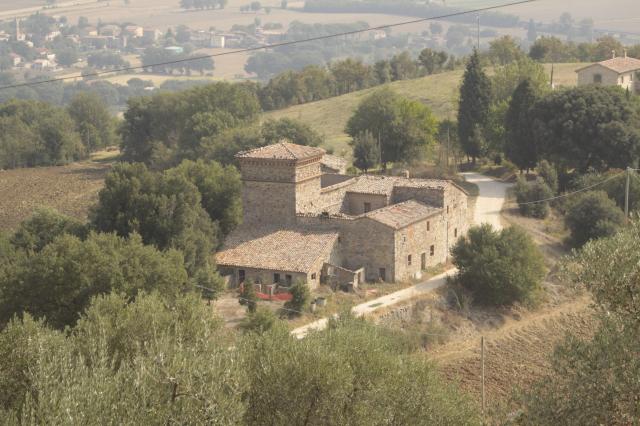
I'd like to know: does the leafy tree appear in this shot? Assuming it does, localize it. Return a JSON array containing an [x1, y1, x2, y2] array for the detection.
[[505, 79, 539, 171], [346, 88, 437, 166], [0, 232, 189, 329], [67, 92, 118, 152], [515, 177, 553, 218], [10, 208, 87, 253], [244, 317, 480, 425], [520, 221, 640, 424], [529, 36, 576, 62], [0, 292, 243, 423], [458, 50, 492, 163], [451, 224, 545, 306], [351, 130, 379, 172], [418, 48, 448, 75], [537, 159, 558, 193], [487, 35, 524, 65], [330, 58, 373, 94], [373, 59, 392, 84], [168, 159, 242, 238], [491, 56, 548, 103], [283, 281, 309, 317], [261, 117, 323, 146], [239, 281, 258, 313], [389, 51, 418, 81], [120, 82, 260, 167], [0, 100, 84, 168], [531, 86, 640, 173], [564, 191, 624, 247], [91, 162, 219, 279], [201, 125, 263, 165]]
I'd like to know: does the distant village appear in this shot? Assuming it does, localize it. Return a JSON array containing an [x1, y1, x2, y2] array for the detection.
[[0, 12, 298, 75]]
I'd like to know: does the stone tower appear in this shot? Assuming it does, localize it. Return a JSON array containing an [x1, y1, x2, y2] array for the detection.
[[235, 142, 325, 226]]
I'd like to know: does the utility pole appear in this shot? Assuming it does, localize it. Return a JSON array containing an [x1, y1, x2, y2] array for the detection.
[[481, 336, 486, 416], [476, 15, 480, 50], [625, 167, 631, 221]]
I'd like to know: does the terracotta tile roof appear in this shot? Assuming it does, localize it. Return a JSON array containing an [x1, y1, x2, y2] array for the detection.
[[577, 56, 640, 74], [216, 226, 338, 273], [320, 154, 348, 171], [236, 141, 325, 161], [364, 200, 441, 229], [346, 175, 451, 196]]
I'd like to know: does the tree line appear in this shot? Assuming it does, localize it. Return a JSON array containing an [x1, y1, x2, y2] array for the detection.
[[0, 93, 117, 169]]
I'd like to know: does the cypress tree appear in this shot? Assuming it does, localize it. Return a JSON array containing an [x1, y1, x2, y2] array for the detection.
[[505, 79, 538, 172], [458, 50, 492, 164]]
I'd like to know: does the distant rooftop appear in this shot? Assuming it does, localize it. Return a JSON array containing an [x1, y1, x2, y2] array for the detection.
[[346, 175, 452, 196], [364, 200, 441, 229], [577, 55, 640, 74], [236, 141, 325, 161], [216, 227, 338, 273]]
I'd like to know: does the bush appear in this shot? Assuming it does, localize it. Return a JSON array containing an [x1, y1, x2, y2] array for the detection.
[[283, 280, 310, 317], [564, 191, 624, 247], [239, 281, 258, 313], [239, 307, 278, 334], [537, 160, 558, 193], [515, 176, 553, 218], [451, 224, 545, 306]]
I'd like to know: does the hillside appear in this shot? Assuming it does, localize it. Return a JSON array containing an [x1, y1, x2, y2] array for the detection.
[[263, 63, 582, 156]]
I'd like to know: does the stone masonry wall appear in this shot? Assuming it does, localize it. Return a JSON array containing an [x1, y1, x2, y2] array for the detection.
[[394, 213, 447, 281], [393, 186, 444, 207], [242, 181, 296, 225], [345, 193, 389, 215], [295, 177, 322, 214], [340, 217, 396, 281]]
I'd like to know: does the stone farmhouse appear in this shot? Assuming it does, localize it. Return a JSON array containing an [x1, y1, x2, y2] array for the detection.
[[216, 142, 469, 291], [576, 51, 640, 93]]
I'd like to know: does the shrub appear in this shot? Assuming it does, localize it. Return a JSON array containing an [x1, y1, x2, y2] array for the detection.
[[451, 224, 545, 306], [564, 191, 624, 247], [515, 176, 553, 218], [283, 281, 310, 317], [239, 307, 278, 334], [239, 281, 258, 313], [537, 160, 558, 193]]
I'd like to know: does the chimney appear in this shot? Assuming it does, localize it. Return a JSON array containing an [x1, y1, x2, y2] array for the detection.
[[612, 50, 616, 59], [624, 49, 628, 58]]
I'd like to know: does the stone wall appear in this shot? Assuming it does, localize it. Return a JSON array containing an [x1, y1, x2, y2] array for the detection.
[[239, 160, 296, 183], [393, 186, 444, 207], [242, 181, 297, 225], [321, 174, 352, 188], [345, 193, 389, 215], [394, 213, 447, 281], [340, 217, 396, 281], [444, 184, 469, 250], [319, 178, 355, 212], [295, 177, 322, 214]]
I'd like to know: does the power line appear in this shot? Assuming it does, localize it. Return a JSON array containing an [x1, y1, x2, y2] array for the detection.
[[0, 0, 538, 92], [508, 170, 627, 205]]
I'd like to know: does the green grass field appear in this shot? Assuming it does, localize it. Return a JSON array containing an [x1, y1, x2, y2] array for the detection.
[[263, 63, 582, 156]]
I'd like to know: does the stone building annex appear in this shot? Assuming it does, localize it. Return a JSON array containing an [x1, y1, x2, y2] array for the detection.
[[216, 142, 470, 291]]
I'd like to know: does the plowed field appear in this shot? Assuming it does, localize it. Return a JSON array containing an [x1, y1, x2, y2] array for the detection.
[[0, 160, 110, 232]]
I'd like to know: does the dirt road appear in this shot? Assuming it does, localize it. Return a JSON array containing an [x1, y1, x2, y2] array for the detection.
[[291, 173, 511, 338]]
